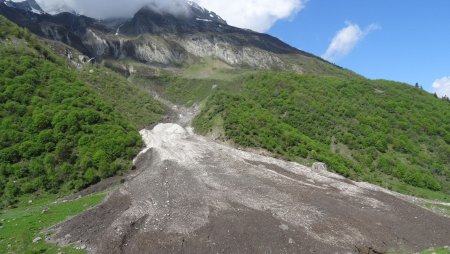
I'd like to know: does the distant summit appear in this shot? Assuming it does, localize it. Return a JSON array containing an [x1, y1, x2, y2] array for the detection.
[[120, 2, 230, 35], [187, 1, 227, 25], [40, 1, 75, 15], [1, 0, 43, 14]]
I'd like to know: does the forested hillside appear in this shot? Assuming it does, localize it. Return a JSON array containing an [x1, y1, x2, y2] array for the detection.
[[0, 16, 147, 207], [78, 65, 165, 129], [195, 73, 450, 200]]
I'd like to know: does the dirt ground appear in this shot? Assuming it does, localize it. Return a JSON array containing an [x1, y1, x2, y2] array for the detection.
[[47, 123, 450, 254]]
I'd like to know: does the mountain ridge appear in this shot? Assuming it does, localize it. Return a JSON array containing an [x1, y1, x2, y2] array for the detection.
[[0, 0, 343, 74]]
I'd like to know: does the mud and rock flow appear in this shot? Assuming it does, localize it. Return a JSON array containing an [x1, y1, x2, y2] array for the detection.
[[49, 106, 450, 254]]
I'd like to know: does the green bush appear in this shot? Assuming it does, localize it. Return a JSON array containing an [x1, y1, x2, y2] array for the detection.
[[0, 16, 144, 207], [195, 72, 450, 195]]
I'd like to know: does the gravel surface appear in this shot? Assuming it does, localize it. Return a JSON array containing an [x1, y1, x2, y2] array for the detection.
[[48, 123, 450, 254]]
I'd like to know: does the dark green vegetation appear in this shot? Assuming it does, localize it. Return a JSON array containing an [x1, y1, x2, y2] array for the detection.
[[0, 16, 147, 207], [0, 192, 106, 253], [195, 73, 450, 200]]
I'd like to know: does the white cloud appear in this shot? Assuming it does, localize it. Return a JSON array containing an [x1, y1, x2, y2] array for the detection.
[[432, 76, 450, 98], [34, 0, 192, 19], [322, 22, 379, 62], [29, 0, 305, 32], [193, 0, 305, 32]]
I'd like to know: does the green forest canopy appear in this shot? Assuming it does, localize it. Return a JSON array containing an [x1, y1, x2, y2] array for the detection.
[[0, 16, 144, 207], [195, 72, 450, 199]]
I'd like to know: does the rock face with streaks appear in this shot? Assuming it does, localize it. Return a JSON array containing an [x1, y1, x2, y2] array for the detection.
[[48, 123, 450, 253], [0, 0, 334, 73]]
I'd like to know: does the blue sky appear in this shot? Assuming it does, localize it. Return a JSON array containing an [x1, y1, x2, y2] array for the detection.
[[268, 0, 450, 96]]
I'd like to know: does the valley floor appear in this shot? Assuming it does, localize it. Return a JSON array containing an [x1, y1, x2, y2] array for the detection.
[[47, 119, 450, 253]]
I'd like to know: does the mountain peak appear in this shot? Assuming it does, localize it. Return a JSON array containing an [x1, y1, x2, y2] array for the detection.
[[43, 2, 76, 16], [187, 1, 227, 25], [1, 0, 44, 14], [120, 2, 229, 35]]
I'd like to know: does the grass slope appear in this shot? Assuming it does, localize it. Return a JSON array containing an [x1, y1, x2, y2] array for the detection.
[[79, 65, 165, 129], [420, 247, 450, 254], [0, 192, 106, 253], [194, 72, 450, 200]]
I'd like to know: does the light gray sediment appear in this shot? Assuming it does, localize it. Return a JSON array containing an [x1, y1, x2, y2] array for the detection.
[[48, 123, 450, 253]]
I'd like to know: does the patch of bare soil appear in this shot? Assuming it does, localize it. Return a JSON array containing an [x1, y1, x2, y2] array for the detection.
[[48, 123, 450, 253], [150, 93, 199, 128]]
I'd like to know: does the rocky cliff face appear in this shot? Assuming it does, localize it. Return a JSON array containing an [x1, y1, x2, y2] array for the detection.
[[0, 0, 330, 72]]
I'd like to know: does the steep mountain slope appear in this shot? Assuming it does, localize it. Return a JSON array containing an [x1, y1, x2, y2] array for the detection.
[[0, 0, 347, 74], [0, 16, 162, 207], [195, 73, 450, 200], [0, 2, 100, 55], [40, 37, 166, 128]]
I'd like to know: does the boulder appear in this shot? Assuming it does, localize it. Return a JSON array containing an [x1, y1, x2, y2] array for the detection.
[[312, 162, 327, 171], [32, 236, 42, 243]]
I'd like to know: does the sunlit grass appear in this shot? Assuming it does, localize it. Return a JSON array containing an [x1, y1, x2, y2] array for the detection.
[[0, 192, 106, 253]]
